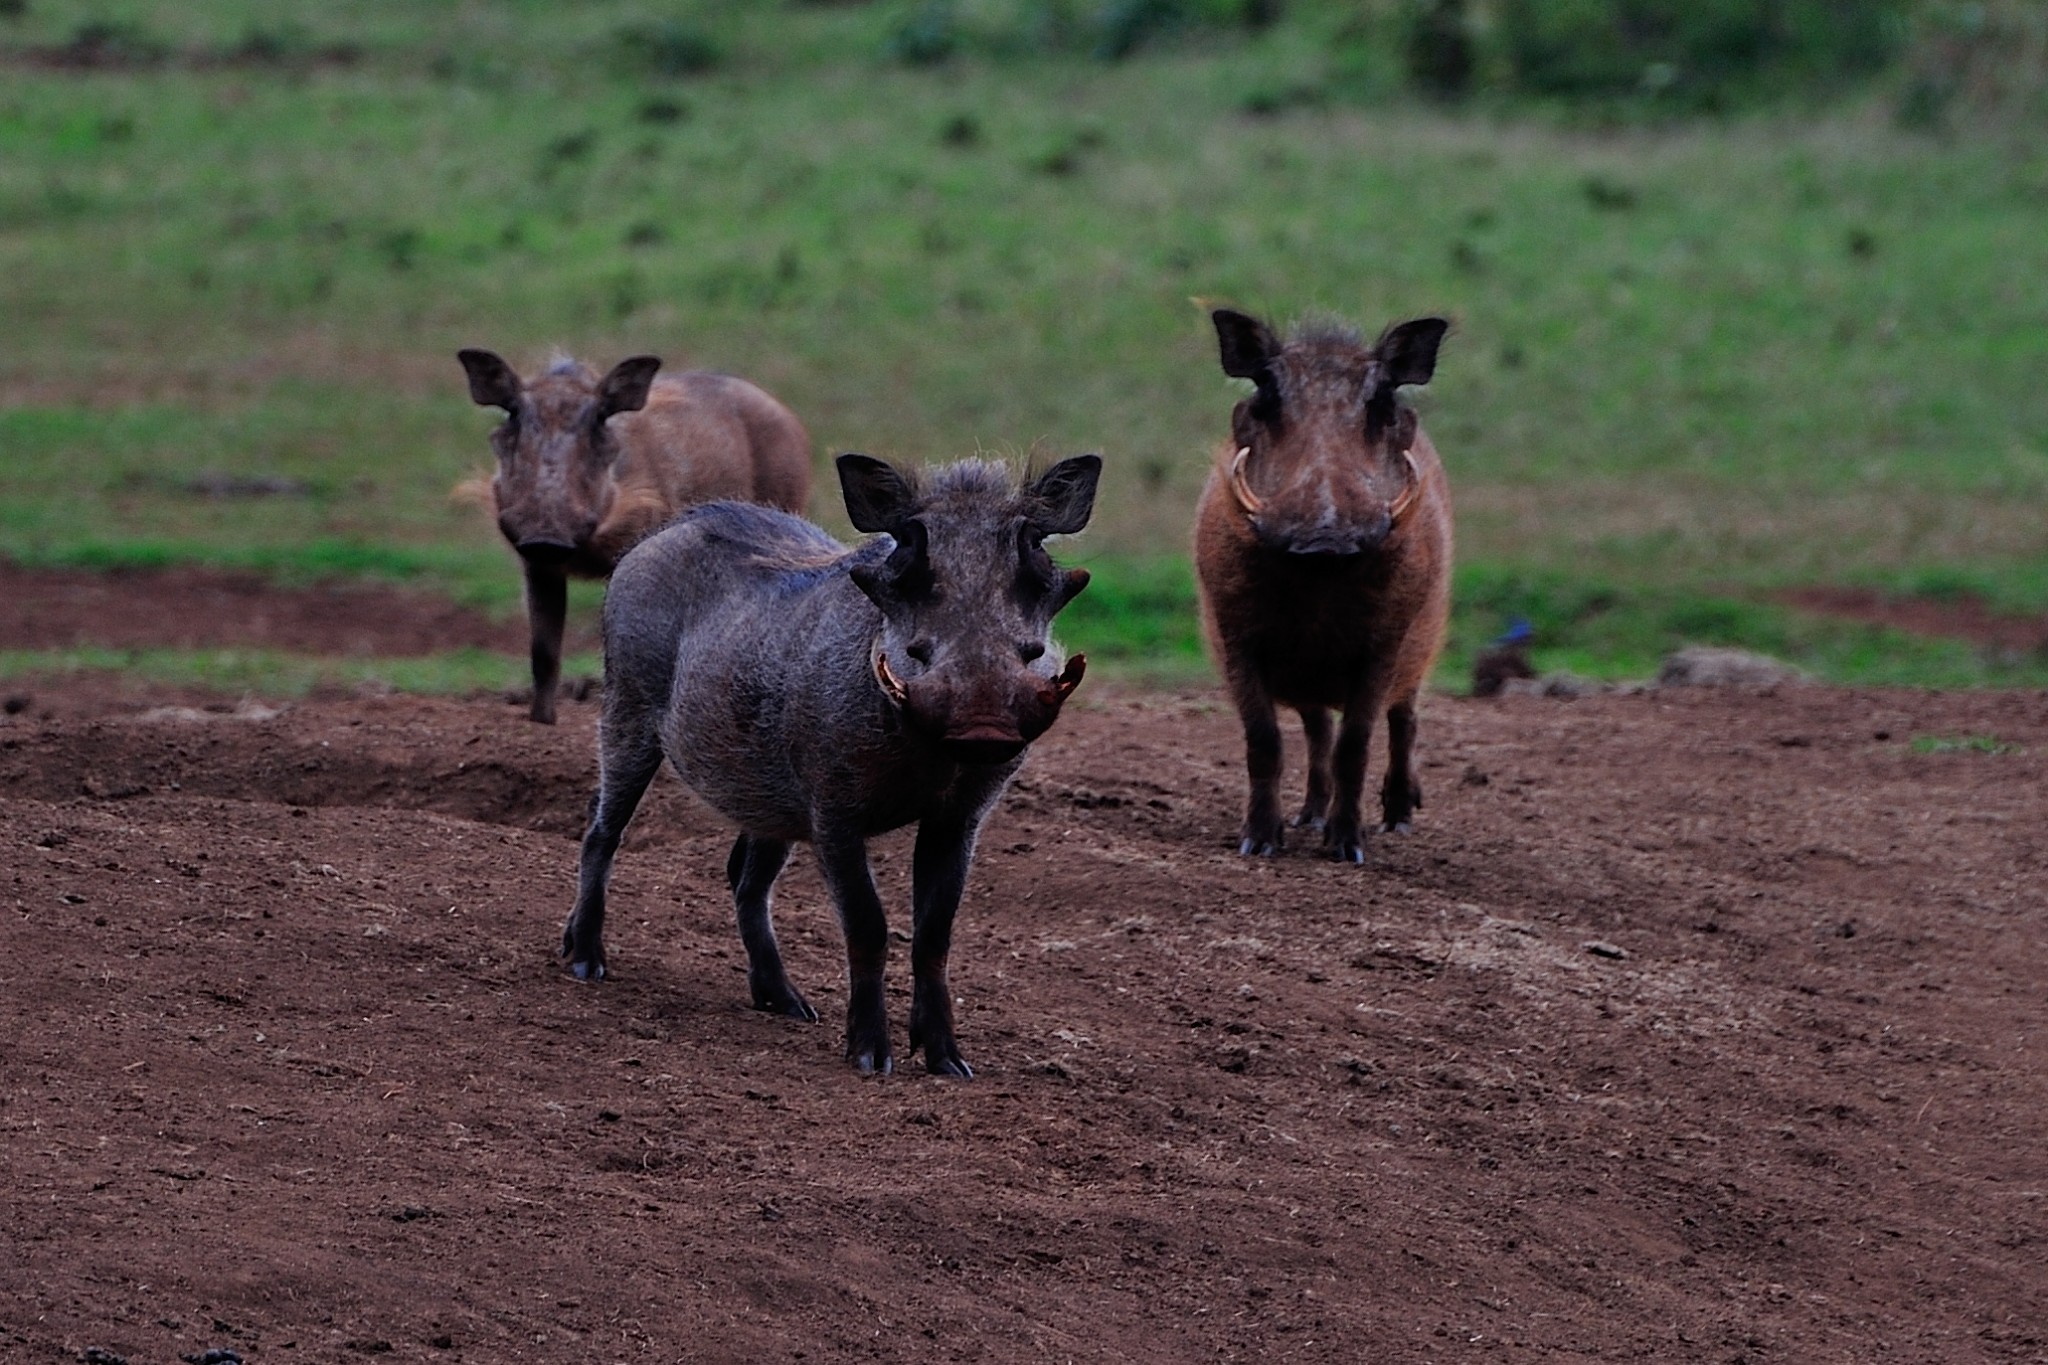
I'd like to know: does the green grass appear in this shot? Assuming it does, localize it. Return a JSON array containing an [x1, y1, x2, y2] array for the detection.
[[2, 1, 2045, 696]]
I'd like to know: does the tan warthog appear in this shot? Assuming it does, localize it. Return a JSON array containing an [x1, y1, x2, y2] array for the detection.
[[1194, 309, 1453, 863], [457, 349, 812, 723]]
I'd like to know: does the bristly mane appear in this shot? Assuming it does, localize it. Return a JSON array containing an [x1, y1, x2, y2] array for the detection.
[[541, 351, 598, 385], [1286, 316, 1366, 351]]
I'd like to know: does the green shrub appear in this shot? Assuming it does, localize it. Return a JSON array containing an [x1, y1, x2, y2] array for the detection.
[[1490, 0, 1905, 110], [614, 20, 722, 78]]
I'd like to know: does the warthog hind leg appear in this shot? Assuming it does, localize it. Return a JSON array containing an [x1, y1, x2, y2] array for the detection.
[[1323, 702, 1378, 864], [816, 831, 894, 1076], [1293, 705, 1334, 832], [728, 834, 814, 1020]]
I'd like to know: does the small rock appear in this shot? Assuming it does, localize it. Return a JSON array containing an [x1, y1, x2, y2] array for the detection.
[[1657, 646, 1806, 689], [83, 1349, 129, 1365], [2, 693, 30, 714], [1584, 940, 1628, 960], [1499, 671, 1610, 699]]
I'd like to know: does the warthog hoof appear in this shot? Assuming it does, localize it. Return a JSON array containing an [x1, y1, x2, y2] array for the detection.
[[1324, 824, 1369, 864], [911, 1020, 974, 1078], [848, 1045, 895, 1077], [751, 976, 818, 1022], [1377, 820, 1415, 836], [561, 921, 605, 979]]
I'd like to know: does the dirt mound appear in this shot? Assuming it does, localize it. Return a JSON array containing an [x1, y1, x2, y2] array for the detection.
[[5, 679, 2045, 1362]]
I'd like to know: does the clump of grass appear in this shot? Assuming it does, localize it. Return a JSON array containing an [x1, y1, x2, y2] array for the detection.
[[1909, 734, 2018, 755], [615, 20, 722, 78]]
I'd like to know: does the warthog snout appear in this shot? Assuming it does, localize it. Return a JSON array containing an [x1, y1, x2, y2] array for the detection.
[[509, 533, 584, 565], [877, 643, 1089, 764], [1260, 517, 1390, 559]]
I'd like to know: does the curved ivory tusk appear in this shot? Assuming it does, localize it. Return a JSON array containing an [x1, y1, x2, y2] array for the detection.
[[1054, 651, 1086, 700], [872, 640, 909, 706], [1388, 450, 1424, 525], [1039, 652, 1087, 708], [1228, 447, 1263, 516]]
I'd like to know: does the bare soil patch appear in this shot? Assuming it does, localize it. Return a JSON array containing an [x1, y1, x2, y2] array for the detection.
[[1780, 585, 2048, 656], [0, 560, 597, 659], [5, 668, 2046, 1363]]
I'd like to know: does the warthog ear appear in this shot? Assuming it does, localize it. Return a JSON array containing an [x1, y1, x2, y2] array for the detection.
[[849, 518, 931, 604], [1213, 309, 1279, 382], [458, 349, 522, 411], [1374, 317, 1450, 389], [837, 453, 918, 534], [596, 355, 662, 422], [1025, 454, 1101, 538]]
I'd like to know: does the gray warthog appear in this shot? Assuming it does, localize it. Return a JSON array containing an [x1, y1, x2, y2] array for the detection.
[[1194, 309, 1453, 863], [561, 453, 1099, 1076], [456, 349, 812, 724]]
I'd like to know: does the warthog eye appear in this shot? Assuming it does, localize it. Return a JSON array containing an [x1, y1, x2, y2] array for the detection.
[[907, 640, 934, 665], [1018, 641, 1045, 663]]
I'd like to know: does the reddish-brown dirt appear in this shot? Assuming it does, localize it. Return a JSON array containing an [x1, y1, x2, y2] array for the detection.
[[1779, 587, 2048, 657], [4, 587, 2047, 1364], [0, 560, 596, 658]]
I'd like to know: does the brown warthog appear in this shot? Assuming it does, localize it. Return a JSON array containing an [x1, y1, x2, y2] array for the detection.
[[456, 349, 812, 723], [560, 453, 1099, 1077], [1194, 309, 1453, 863]]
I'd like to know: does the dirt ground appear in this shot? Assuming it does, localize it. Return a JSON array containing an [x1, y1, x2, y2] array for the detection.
[[4, 577, 2047, 1364]]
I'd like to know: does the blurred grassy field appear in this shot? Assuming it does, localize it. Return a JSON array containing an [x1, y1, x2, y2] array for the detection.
[[2, 0, 2045, 691]]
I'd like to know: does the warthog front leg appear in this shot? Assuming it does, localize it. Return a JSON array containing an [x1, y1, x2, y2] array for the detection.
[[814, 829, 893, 1076], [524, 560, 569, 725], [1225, 666, 1286, 857], [561, 727, 663, 979], [726, 834, 814, 1021], [908, 815, 979, 1078], [1324, 698, 1381, 864], [1294, 705, 1334, 832], [1379, 698, 1423, 833]]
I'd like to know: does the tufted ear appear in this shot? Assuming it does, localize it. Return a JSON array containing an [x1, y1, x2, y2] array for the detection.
[[836, 453, 918, 534], [1025, 454, 1101, 538], [596, 355, 662, 422], [458, 348, 523, 411], [1213, 309, 1280, 382], [1374, 317, 1449, 389]]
